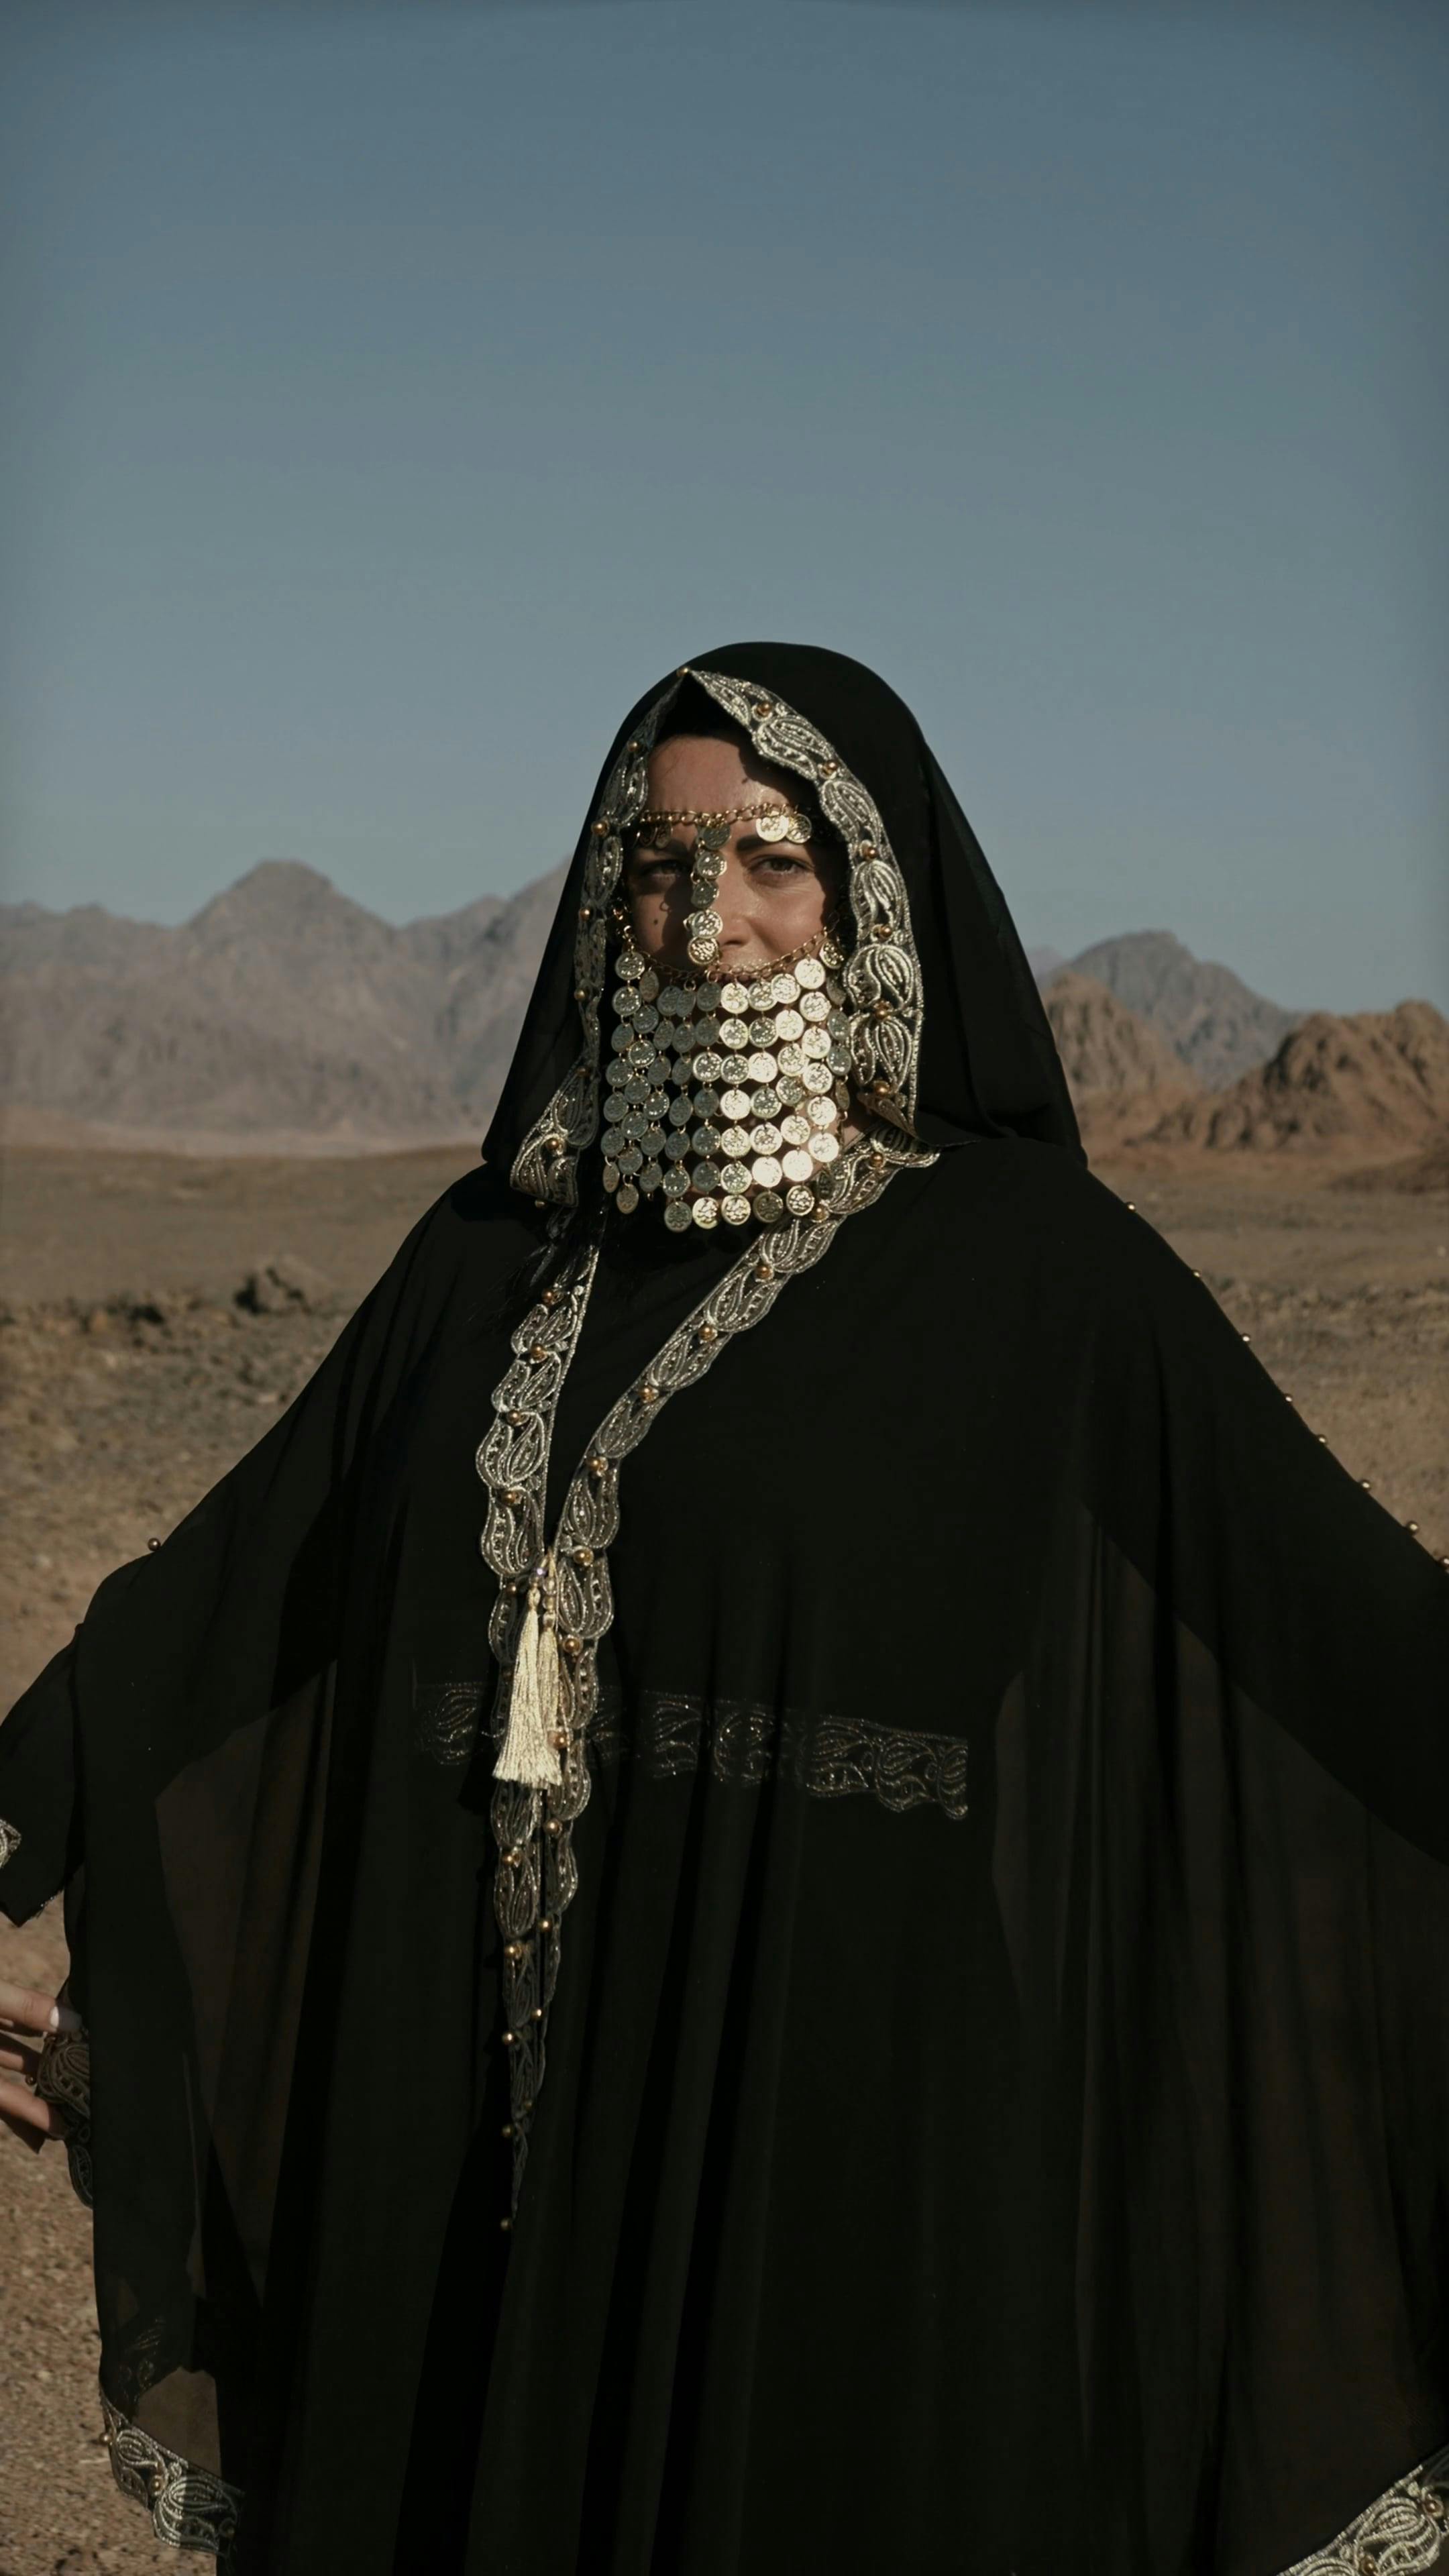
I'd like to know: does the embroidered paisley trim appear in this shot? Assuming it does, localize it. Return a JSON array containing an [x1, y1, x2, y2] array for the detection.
[[101, 2385, 243, 2569], [0, 1813, 20, 1869], [479, 1136, 926, 2206], [586, 1689, 970, 1819], [1277, 2445, 1449, 2573], [36, 2006, 93, 2209]]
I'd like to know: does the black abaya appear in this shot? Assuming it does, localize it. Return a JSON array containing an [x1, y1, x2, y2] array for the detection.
[[3, 646, 1448, 2576]]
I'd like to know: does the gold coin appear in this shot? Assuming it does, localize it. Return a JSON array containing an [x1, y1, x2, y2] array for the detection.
[[772, 1008, 804, 1042], [776, 1074, 805, 1106], [781, 1148, 814, 1183], [800, 1028, 830, 1060], [721, 1125, 751, 1157], [751, 1155, 783, 1189], [720, 1161, 751, 1192], [776, 1042, 805, 1075], [720, 1088, 752, 1122], [602, 1161, 621, 1191], [802, 1062, 832, 1093], [796, 955, 826, 989], [750, 1123, 782, 1155], [808, 1131, 840, 1164], [720, 981, 750, 1014], [773, 972, 800, 1006], [720, 1018, 749, 1050], [747, 1052, 778, 1085], [780, 1114, 810, 1147], [637, 969, 660, 1001], [785, 1183, 816, 1216], [616, 1183, 640, 1213], [720, 1194, 751, 1226], [800, 991, 830, 1024], [692, 1195, 720, 1229], [808, 1095, 838, 1128]]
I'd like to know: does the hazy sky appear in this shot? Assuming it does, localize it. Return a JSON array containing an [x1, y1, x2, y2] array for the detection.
[[3, 0, 1446, 1009]]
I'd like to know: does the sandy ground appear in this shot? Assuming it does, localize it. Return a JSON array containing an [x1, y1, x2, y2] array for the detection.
[[1, 1140, 1446, 2572]]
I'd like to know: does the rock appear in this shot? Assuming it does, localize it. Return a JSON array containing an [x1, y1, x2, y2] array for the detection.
[[235, 1253, 336, 1316]]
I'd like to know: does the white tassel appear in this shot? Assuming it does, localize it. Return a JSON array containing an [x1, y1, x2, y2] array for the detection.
[[494, 1558, 564, 1787]]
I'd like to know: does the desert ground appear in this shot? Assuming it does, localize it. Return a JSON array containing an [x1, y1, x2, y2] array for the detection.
[[1, 1138, 1446, 2573]]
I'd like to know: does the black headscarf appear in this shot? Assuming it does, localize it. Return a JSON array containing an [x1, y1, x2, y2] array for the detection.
[[3, 647, 1449, 2576]]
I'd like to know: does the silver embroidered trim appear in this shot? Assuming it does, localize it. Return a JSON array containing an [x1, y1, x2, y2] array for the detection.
[[1277, 2451, 1449, 2573], [479, 1137, 927, 2204], [0, 1812, 19, 1870], [688, 667, 925, 1135], [101, 2385, 242, 2568], [588, 1690, 970, 1819], [36, 2012, 93, 2208]]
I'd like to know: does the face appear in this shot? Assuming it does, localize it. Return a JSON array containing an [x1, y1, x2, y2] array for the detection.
[[623, 735, 837, 969]]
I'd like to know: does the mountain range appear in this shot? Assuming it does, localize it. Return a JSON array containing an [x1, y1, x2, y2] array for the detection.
[[2, 862, 1444, 1161]]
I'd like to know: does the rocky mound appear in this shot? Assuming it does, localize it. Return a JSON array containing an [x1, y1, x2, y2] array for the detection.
[[1041, 969, 1199, 1140], [1148, 1002, 1449, 1154], [1067, 930, 1300, 1088]]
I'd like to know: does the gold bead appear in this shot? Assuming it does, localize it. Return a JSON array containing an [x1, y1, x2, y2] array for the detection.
[[502, 1487, 523, 1506], [545, 1136, 566, 1157], [503, 1849, 521, 1867], [1442, 1558, 1449, 1570], [676, 663, 690, 676], [574, 1545, 594, 1564], [540, 1288, 559, 1307], [508, 1408, 526, 1426], [755, 1260, 774, 1281], [548, 1729, 568, 1750], [627, 739, 639, 753], [500, 2215, 513, 2232], [500, 2122, 513, 2139], [869, 1150, 886, 1170], [871, 1000, 892, 1019], [588, 1454, 608, 1474], [697, 1323, 718, 1343], [147, 1536, 161, 1552], [1284, 1395, 1293, 1405], [856, 840, 877, 859], [752, 699, 771, 717], [869, 1078, 892, 1097], [823, 759, 839, 775], [1240, 1334, 1250, 1344], [501, 2029, 517, 2045], [561, 1635, 582, 1656], [1360, 1478, 1371, 1489], [639, 1383, 659, 1404], [546, 1819, 562, 1837], [1125, 1201, 1136, 1212], [505, 1941, 524, 1960], [574, 987, 588, 1003], [870, 922, 890, 941], [1407, 1520, 1419, 1533], [529, 1342, 548, 1362], [537, 1916, 553, 1933], [1318, 1434, 1328, 1445], [531, 2006, 544, 2023], [1191, 1269, 1201, 1279]]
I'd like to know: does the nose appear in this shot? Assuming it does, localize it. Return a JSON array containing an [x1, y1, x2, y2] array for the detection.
[[712, 860, 765, 959]]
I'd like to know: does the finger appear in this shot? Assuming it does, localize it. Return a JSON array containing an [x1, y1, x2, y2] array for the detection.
[[0, 2076, 66, 2137], [0, 2037, 43, 2080], [1, 2107, 47, 2155], [0, 1981, 82, 2036]]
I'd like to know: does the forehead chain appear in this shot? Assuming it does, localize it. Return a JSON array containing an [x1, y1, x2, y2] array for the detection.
[[632, 800, 818, 841]]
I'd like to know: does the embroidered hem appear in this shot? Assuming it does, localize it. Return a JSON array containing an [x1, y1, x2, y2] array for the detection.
[[100, 2385, 244, 2568]]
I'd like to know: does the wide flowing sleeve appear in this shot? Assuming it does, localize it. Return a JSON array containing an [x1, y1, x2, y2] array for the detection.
[[0, 1189, 460, 1930], [993, 1175, 1449, 2573]]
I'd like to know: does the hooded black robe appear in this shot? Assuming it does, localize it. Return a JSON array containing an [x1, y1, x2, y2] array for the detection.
[[3, 645, 1448, 2576]]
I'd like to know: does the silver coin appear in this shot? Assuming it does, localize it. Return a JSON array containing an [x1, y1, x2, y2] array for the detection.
[[637, 969, 659, 1001], [776, 1042, 806, 1075], [801, 1028, 830, 1060], [773, 972, 800, 1006], [623, 1077, 648, 1106], [776, 1074, 805, 1107], [642, 1122, 665, 1152], [610, 1024, 634, 1054], [614, 987, 639, 1018], [754, 1189, 784, 1224], [659, 986, 684, 1017], [616, 1183, 639, 1213], [721, 1127, 751, 1159], [785, 1183, 816, 1217], [748, 1018, 775, 1049], [719, 1018, 749, 1051], [640, 1160, 663, 1191], [668, 1097, 691, 1128], [635, 1003, 659, 1033], [826, 1044, 851, 1075], [692, 1051, 724, 1082], [695, 1122, 723, 1153], [781, 1147, 814, 1183], [746, 1051, 778, 1085], [720, 1087, 752, 1123], [772, 1008, 804, 1042], [623, 1113, 647, 1140], [800, 990, 830, 1024], [661, 1167, 690, 1197], [619, 1145, 643, 1173], [602, 1161, 621, 1192], [692, 1163, 722, 1193], [669, 1021, 696, 1053], [721, 1054, 750, 1083], [750, 1122, 783, 1155], [780, 1114, 811, 1148], [647, 1090, 670, 1118], [720, 1160, 751, 1192], [751, 1155, 783, 1189], [796, 955, 826, 989], [605, 1059, 629, 1088], [827, 1010, 850, 1040], [808, 1095, 838, 1128], [693, 1088, 721, 1119], [618, 949, 645, 983], [664, 1132, 690, 1161], [750, 1087, 782, 1119], [802, 1062, 832, 1094], [602, 1132, 626, 1164], [664, 1199, 693, 1230], [692, 1195, 720, 1230], [720, 1194, 751, 1227], [720, 980, 750, 1014], [808, 1130, 840, 1164]]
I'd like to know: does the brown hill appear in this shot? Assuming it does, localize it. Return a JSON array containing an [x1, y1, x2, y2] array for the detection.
[[1041, 969, 1200, 1142], [1147, 1002, 1449, 1155]]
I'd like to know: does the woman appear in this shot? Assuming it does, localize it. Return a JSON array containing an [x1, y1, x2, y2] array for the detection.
[[2, 643, 1448, 2576]]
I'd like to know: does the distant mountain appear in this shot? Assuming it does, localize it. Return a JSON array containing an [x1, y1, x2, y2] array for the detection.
[[0, 859, 565, 1142], [1146, 1002, 1449, 1154], [1041, 969, 1199, 1138], [1063, 930, 1300, 1089]]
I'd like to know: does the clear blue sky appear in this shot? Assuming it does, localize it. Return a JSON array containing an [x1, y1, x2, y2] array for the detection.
[[3, 0, 1445, 1010]]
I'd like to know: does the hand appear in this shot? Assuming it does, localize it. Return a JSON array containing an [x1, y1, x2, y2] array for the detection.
[[0, 1980, 82, 2155]]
